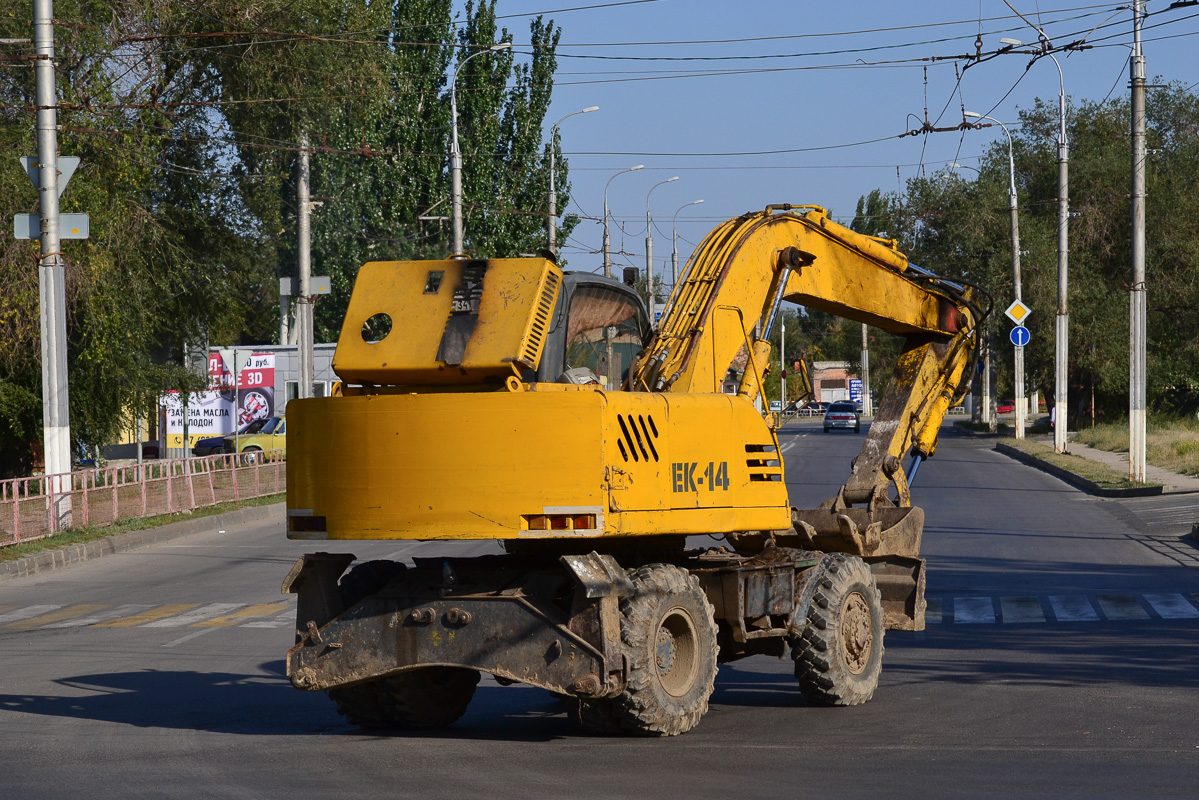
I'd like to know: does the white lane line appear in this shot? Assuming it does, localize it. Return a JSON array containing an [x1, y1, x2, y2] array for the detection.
[[952, 597, 996, 624], [925, 598, 943, 624], [163, 628, 221, 647], [1049, 595, 1099, 622], [141, 603, 244, 628], [1095, 595, 1149, 621], [1000, 597, 1045, 624], [0, 605, 63, 623], [241, 611, 295, 629], [1143, 593, 1199, 619], [43, 604, 152, 628]]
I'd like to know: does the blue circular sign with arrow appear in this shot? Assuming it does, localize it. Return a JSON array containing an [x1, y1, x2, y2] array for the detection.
[[1010, 325, 1031, 347]]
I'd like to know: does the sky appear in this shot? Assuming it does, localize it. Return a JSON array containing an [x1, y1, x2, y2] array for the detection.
[[458, 0, 1199, 280]]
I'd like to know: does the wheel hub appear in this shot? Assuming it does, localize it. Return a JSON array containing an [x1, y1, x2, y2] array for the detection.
[[655, 606, 700, 697], [841, 591, 873, 675]]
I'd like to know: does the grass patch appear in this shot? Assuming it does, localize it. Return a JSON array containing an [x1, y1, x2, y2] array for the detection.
[[0, 493, 283, 564], [1002, 438, 1154, 491], [1075, 416, 1199, 476]]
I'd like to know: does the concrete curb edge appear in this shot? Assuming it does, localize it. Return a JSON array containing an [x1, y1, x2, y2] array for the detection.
[[0, 501, 285, 583], [993, 443, 1163, 498]]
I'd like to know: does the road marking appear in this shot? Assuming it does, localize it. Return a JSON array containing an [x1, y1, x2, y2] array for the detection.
[[94, 603, 200, 628], [163, 628, 221, 647], [241, 610, 295, 629], [1095, 595, 1149, 621], [1143, 593, 1199, 619], [194, 602, 290, 627], [43, 604, 155, 628], [1049, 595, 1099, 622], [0, 605, 63, 624], [1000, 596, 1045, 624], [925, 598, 942, 624], [5, 604, 109, 630], [140, 603, 244, 628], [953, 597, 996, 624]]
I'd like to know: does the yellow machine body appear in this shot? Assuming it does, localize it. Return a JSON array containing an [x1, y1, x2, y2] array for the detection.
[[287, 386, 787, 541]]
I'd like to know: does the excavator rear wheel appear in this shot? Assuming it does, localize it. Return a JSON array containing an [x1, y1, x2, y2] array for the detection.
[[588, 564, 719, 736], [790, 553, 884, 706], [324, 559, 481, 729]]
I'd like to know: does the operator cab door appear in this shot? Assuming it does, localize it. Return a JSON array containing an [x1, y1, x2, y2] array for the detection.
[[537, 273, 650, 390]]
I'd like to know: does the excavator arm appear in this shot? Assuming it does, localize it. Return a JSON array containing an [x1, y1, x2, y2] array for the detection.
[[631, 205, 983, 570]]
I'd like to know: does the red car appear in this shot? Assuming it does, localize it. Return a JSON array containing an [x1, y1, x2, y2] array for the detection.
[[996, 400, 1016, 414]]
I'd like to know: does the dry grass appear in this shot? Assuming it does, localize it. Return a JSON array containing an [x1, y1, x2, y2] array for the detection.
[[1001, 437, 1150, 490], [1075, 416, 1199, 476]]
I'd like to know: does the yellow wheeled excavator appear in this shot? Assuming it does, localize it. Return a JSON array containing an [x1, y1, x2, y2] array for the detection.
[[281, 204, 983, 736]]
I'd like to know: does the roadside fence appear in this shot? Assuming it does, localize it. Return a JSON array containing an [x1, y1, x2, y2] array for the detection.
[[0, 452, 285, 548]]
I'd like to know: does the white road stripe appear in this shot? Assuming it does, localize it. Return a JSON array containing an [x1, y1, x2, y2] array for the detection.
[[1000, 597, 1045, 624], [1049, 595, 1099, 622], [241, 610, 295, 629], [1143, 593, 1199, 619], [43, 604, 152, 628], [953, 597, 996, 624], [141, 603, 245, 628], [1095, 595, 1149, 621], [0, 605, 63, 623], [163, 628, 220, 647]]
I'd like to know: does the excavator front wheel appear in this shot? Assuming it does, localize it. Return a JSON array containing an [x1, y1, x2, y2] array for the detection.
[[791, 553, 884, 706], [581, 564, 718, 736]]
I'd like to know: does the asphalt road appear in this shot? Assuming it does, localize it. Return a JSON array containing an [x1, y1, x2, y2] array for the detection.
[[2, 420, 1198, 799]]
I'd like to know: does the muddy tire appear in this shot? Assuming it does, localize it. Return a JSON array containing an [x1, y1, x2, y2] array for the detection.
[[326, 560, 479, 729], [791, 553, 884, 706], [603, 564, 719, 736], [330, 668, 481, 729]]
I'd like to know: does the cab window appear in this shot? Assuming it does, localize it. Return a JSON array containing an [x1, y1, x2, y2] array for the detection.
[[563, 285, 643, 390]]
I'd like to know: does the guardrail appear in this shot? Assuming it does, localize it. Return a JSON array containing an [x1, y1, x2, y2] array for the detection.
[[0, 451, 285, 548]]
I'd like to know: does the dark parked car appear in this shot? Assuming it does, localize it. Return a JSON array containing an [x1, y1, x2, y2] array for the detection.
[[823, 401, 860, 433], [192, 418, 272, 456]]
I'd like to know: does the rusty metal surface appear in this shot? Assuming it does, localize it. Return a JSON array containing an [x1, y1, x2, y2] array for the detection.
[[864, 555, 927, 631], [788, 505, 924, 559], [560, 552, 635, 598]]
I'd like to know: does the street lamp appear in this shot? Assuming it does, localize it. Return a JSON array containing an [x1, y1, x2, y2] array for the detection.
[[602, 165, 643, 279], [645, 176, 678, 325], [547, 105, 598, 256], [947, 162, 980, 175], [966, 111, 1027, 440], [671, 199, 703, 288], [449, 42, 512, 256]]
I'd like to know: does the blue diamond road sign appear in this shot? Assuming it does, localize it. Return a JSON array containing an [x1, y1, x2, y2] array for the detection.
[[1010, 325, 1030, 347]]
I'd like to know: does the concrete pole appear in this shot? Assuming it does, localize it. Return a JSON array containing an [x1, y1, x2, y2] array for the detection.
[[861, 323, 872, 417], [34, 0, 71, 528], [296, 132, 313, 401], [1049, 53, 1070, 454], [602, 166, 642, 388], [547, 107, 597, 257], [1129, 0, 1148, 482], [780, 312, 786, 409], [645, 177, 677, 326], [671, 199, 703, 292]]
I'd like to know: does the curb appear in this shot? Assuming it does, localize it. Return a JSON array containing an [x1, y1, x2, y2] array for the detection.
[[0, 501, 285, 583], [993, 443, 1163, 498]]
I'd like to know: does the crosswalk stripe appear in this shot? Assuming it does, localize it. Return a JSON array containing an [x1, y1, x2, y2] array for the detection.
[[1143, 593, 1199, 619], [0, 605, 63, 624], [195, 603, 290, 627], [6, 605, 110, 630], [141, 603, 245, 628], [1050, 595, 1099, 622], [1096, 595, 1149, 621], [94, 604, 200, 628], [43, 604, 155, 628], [924, 598, 943, 625], [953, 597, 996, 624], [1000, 597, 1045, 624]]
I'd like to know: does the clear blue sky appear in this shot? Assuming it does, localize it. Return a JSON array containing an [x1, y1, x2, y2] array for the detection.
[[463, 1, 1199, 277]]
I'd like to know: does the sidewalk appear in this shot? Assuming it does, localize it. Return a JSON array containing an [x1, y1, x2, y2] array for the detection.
[[1028, 432, 1199, 495]]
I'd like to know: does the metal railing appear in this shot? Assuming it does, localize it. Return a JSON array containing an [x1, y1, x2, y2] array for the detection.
[[0, 451, 285, 548]]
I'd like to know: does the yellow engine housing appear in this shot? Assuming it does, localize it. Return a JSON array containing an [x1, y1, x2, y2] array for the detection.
[[286, 385, 789, 541]]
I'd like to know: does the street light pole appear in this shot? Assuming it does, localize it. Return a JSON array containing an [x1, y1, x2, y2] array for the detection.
[[547, 105, 598, 257], [1046, 51, 1070, 454], [966, 111, 1026, 439], [602, 165, 643, 389], [671, 199, 703, 289], [1129, 0, 1148, 482], [645, 176, 678, 325], [449, 42, 511, 256]]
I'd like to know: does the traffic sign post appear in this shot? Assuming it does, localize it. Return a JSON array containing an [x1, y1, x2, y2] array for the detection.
[[1004, 300, 1032, 441]]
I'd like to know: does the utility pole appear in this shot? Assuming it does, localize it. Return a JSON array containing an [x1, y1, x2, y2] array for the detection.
[[1129, 0, 1148, 482], [547, 106, 597, 257], [645, 176, 677, 326], [1050, 53, 1070, 454], [861, 324, 872, 417], [34, 0, 71, 528], [780, 312, 786, 411], [296, 132, 313, 401], [602, 166, 642, 389]]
